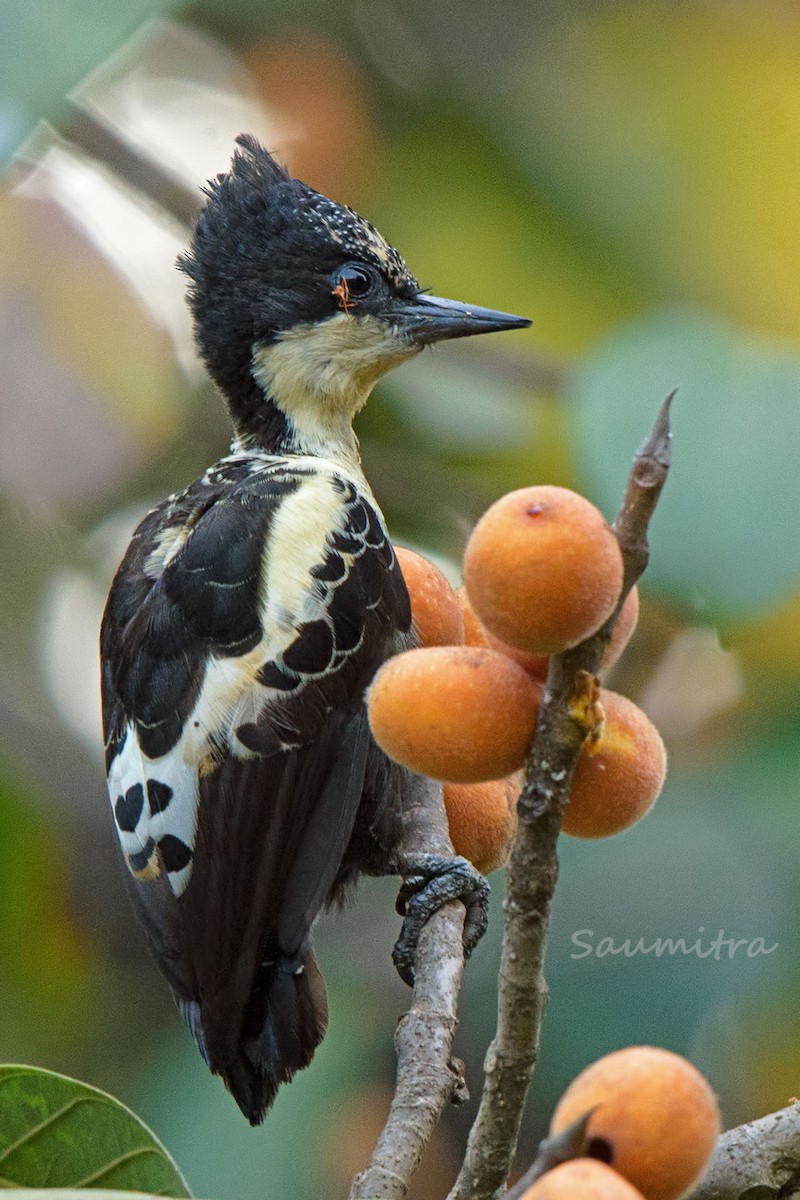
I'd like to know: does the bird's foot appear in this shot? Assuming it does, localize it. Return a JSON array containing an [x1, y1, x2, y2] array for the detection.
[[392, 853, 489, 987]]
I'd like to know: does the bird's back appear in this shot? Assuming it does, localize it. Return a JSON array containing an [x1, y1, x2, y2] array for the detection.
[[100, 450, 412, 1121]]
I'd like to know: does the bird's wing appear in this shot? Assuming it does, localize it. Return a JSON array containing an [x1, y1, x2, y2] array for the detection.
[[100, 461, 410, 1013]]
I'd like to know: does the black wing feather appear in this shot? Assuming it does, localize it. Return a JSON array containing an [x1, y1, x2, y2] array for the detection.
[[101, 458, 412, 1122]]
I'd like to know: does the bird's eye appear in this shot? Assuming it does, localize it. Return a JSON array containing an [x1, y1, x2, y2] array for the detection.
[[331, 264, 375, 313], [339, 265, 373, 296]]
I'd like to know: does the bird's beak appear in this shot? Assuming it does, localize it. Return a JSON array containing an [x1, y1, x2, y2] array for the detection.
[[394, 293, 531, 346]]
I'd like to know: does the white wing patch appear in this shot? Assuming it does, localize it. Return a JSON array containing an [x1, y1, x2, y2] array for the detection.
[[144, 522, 189, 580], [184, 642, 273, 762], [261, 472, 345, 638], [107, 461, 393, 894], [108, 725, 199, 895], [178, 471, 357, 758]]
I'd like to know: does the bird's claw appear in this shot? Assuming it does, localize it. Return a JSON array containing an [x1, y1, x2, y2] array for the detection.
[[392, 854, 489, 987]]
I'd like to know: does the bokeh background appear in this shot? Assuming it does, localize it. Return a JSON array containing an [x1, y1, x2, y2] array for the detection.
[[2, 2, 799, 1196]]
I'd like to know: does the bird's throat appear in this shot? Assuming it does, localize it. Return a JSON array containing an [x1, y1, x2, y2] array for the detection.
[[250, 314, 419, 469]]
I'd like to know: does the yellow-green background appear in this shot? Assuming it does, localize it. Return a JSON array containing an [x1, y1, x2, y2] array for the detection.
[[1, 2, 799, 1196]]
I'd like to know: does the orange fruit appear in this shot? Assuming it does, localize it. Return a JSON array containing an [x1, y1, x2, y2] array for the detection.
[[602, 587, 640, 673], [484, 629, 550, 681], [443, 775, 521, 873], [368, 647, 541, 782], [464, 486, 623, 655], [520, 1159, 646, 1199], [455, 585, 488, 648], [395, 547, 464, 647], [551, 1047, 721, 1200], [562, 690, 666, 839]]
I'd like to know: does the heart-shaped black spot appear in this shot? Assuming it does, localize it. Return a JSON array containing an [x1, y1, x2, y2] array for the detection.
[[147, 779, 173, 815], [159, 835, 192, 873], [115, 784, 144, 832]]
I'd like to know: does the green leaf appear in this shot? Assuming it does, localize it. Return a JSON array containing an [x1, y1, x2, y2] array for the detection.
[[0, 1193, 190, 1200], [0, 1066, 189, 1196], [569, 310, 800, 620]]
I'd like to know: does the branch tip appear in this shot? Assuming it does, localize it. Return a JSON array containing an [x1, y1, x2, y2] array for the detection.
[[503, 1109, 597, 1199], [636, 389, 675, 469]]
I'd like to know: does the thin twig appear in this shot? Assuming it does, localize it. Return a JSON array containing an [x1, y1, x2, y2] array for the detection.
[[349, 773, 467, 1200], [449, 393, 674, 1200], [687, 1102, 800, 1200], [501, 1112, 595, 1200]]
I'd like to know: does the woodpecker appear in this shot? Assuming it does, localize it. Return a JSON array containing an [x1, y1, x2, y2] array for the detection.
[[100, 135, 531, 1125]]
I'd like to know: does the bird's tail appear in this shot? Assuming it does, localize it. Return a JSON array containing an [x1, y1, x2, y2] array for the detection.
[[182, 951, 328, 1125], [226, 951, 329, 1125]]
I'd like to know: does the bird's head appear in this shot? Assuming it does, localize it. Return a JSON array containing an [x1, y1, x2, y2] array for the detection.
[[180, 136, 530, 455]]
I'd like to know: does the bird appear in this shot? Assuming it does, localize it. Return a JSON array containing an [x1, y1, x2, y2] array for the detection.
[[100, 135, 531, 1125]]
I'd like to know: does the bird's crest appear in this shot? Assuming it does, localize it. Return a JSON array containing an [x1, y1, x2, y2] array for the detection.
[[177, 136, 291, 283], [229, 134, 289, 189], [179, 135, 413, 293]]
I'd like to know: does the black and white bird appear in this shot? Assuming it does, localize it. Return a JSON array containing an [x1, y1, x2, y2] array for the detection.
[[100, 136, 530, 1124]]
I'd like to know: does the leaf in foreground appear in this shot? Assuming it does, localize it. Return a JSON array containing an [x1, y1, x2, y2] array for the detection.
[[0, 1065, 189, 1195]]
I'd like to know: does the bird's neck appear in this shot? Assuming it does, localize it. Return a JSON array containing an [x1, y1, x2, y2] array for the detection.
[[214, 315, 417, 474], [220, 358, 364, 476]]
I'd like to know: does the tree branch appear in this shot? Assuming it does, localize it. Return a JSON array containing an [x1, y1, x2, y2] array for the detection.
[[687, 1103, 800, 1200], [449, 393, 674, 1200], [349, 773, 467, 1200]]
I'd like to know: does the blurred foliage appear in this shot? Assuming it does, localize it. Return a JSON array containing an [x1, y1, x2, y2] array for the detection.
[[0, 766, 97, 1063], [0, 1065, 188, 1194], [1, 2, 800, 1198], [570, 310, 800, 620], [0, 0, 183, 156]]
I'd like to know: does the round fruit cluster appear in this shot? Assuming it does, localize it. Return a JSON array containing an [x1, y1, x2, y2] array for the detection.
[[521, 1046, 721, 1200], [367, 486, 667, 870]]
